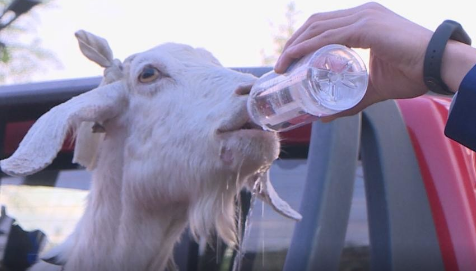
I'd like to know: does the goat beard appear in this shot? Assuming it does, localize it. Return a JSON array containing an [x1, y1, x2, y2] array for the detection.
[[217, 134, 280, 174]]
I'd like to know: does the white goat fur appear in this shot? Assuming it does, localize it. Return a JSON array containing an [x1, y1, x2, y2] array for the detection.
[[1, 31, 300, 271]]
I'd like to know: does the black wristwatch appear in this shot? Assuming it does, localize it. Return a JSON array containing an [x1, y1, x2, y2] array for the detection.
[[424, 20, 472, 95]]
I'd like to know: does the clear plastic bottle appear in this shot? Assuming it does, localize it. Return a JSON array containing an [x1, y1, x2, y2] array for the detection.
[[247, 44, 368, 132]]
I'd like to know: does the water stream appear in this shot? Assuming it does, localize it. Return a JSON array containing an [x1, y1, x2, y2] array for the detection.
[[231, 166, 271, 271], [231, 190, 257, 271]]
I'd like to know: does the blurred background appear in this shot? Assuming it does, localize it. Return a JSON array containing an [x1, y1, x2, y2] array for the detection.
[[1, 0, 476, 84], [0, 1, 473, 270]]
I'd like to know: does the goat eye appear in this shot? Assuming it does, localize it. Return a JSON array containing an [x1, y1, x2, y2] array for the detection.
[[139, 67, 161, 83]]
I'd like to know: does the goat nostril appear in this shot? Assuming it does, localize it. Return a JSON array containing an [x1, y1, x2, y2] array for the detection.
[[235, 83, 253, 96]]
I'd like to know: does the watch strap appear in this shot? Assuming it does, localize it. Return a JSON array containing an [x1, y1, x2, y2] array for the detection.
[[424, 20, 472, 95]]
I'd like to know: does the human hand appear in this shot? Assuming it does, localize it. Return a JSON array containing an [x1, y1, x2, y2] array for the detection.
[[275, 2, 434, 120]]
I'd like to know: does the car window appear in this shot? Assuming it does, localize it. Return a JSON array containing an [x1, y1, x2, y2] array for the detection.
[[0, 159, 370, 270]]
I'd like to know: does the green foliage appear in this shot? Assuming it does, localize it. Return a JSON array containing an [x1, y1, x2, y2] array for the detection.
[[261, 2, 300, 66], [1, 43, 11, 63], [0, 0, 60, 84]]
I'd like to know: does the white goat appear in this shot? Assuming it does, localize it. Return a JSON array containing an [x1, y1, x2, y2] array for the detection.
[[1, 31, 301, 271]]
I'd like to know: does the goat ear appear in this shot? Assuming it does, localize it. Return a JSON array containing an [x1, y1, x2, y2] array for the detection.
[[73, 122, 105, 170], [41, 248, 66, 266], [248, 171, 302, 221], [75, 30, 114, 68], [0, 82, 126, 177], [73, 31, 123, 170], [40, 231, 74, 266]]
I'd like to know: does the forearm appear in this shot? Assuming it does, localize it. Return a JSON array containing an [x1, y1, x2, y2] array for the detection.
[[441, 41, 476, 93]]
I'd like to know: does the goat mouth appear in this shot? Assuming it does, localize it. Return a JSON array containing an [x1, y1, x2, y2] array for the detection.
[[239, 121, 263, 130], [217, 120, 264, 134]]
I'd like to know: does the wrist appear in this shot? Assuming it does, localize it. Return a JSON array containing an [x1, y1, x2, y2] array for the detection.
[[424, 20, 472, 95], [441, 41, 476, 92]]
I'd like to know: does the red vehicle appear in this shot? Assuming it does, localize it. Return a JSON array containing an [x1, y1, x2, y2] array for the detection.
[[0, 68, 475, 271]]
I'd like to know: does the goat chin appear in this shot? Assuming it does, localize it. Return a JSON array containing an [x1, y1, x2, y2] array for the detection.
[[3, 30, 302, 271]]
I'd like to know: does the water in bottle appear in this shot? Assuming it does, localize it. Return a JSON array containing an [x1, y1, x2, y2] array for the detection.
[[247, 44, 368, 132]]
